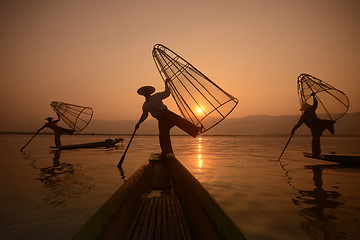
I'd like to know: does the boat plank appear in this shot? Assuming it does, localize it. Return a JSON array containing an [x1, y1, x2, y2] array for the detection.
[[161, 195, 168, 240], [139, 197, 155, 239], [171, 195, 182, 240], [146, 196, 158, 240], [155, 196, 162, 240], [132, 197, 150, 239], [175, 197, 193, 240], [124, 198, 146, 240]]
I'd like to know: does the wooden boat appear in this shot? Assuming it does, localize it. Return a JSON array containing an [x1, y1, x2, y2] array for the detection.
[[50, 138, 124, 150], [304, 152, 360, 165], [73, 153, 247, 240]]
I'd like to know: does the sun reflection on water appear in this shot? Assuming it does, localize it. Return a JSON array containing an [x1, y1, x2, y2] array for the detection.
[[197, 137, 203, 170]]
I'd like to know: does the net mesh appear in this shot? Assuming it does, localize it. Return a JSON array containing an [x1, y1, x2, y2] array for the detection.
[[50, 101, 93, 132], [297, 73, 349, 121], [152, 44, 238, 133]]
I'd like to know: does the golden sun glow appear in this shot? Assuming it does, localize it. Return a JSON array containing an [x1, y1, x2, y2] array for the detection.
[[196, 107, 204, 114]]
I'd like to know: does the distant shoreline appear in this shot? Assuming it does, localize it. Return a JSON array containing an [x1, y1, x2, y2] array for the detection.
[[1, 131, 359, 137], [2, 112, 359, 136]]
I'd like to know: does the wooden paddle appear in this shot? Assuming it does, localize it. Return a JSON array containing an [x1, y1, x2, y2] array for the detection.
[[117, 128, 137, 168], [20, 128, 42, 152], [277, 134, 293, 161]]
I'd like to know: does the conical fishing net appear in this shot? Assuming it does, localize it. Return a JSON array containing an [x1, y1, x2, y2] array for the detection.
[[152, 44, 238, 134], [50, 101, 93, 132], [297, 73, 349, 121]]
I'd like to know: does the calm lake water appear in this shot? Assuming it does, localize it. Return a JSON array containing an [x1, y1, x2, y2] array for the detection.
[[1, 134, 360, 240]]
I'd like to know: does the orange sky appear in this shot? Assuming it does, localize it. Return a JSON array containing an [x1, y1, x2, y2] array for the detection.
[[1, 0, 359, 128]]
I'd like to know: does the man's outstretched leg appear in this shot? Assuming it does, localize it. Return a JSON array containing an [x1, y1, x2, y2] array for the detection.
[[165, 110, 201, 138], [158, 119, 173, 155]]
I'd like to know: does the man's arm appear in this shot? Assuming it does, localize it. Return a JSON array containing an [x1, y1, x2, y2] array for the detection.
[[135, 109, 148, 130], [156, 79, 171, 99], [39, 122, 48, 131], [291, 116, 304, 135], [51, 113, 60, 124], [312, 94, 318, 109]]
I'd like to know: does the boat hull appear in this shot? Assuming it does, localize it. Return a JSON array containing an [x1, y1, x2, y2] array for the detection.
[[50, 138, 124, 150], [304, 152, 360, 165], [73, 153, 246, 240]]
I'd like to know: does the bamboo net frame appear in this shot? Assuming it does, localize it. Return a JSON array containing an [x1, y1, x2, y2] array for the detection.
[[297, 73, 349, 121], [152, 44, 238, 134], [51, 101, 93, 132]]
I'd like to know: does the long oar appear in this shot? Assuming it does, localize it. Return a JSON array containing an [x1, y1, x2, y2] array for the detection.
[[278, 134, 293, 161], [117, 128, 137, 168], [20, 128, 42, 152]]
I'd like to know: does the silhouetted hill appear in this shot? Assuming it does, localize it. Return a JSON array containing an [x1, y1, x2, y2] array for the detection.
[[207, 112, 360, 136], [82, 112, 360, 136], [2, 112, 359, 136]]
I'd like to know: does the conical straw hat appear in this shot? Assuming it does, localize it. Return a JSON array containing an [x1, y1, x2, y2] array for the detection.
[[137, 86, 155, 96]]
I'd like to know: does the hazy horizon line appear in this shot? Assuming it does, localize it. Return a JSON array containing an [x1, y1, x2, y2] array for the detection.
[[89, 111, 360, 122], [2, 131, 360, 138]]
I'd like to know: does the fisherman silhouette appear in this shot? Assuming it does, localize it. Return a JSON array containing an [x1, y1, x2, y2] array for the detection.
[[291, 93, 336, 156], [136, 79, 201, 157], [39, 113, 75, 147]]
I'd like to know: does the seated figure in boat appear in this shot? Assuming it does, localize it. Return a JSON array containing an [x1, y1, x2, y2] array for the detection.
[[136, 79, 201, 157], [40, 113, 75, 147], [291, 93, 336, 156]]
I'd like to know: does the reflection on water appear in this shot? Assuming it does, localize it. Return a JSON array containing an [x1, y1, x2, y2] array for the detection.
[[107, 144, 124, 152], [29, 151, 94, 207], [118, 166, 127, 181], [293, 165, 343, 239], [278, 155, 358, 239], [197, 137, 203, 170], [276, 157, 298, 191]]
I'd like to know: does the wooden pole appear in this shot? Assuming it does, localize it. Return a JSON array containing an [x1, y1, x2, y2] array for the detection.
[[117, 128, 137, 168], [20, 129, 41, 152], [278, 134, 293, 161]]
